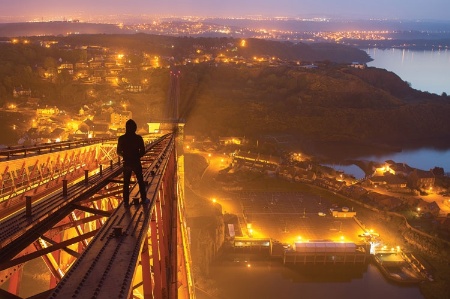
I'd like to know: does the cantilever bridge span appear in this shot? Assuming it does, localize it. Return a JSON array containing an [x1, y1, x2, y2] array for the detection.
[[0, 132, 194, 299]]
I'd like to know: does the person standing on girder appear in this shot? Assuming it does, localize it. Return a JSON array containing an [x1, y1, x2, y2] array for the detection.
[[117, 119, 149, 206]]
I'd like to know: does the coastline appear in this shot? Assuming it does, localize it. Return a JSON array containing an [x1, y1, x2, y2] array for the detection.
[[373, 253, 427, 285]]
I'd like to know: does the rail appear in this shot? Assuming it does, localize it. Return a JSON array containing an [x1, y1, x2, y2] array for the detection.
[[0, 137, 117, 161]]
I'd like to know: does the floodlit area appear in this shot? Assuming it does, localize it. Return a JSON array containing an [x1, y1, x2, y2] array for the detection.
[[236, 192, 365, 246]]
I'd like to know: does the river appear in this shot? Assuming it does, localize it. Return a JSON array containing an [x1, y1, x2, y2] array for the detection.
[[207, 259, 423, 299], [364, 48, 450, 95], [326, 147, 450, 180], [324, 48, 450, 179]]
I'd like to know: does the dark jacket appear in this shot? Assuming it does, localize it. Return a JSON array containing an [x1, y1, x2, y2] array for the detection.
[[117, 132, 145, 166]]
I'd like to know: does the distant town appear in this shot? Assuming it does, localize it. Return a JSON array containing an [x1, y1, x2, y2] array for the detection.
[[1, 34, 369, 147], [1, 17, 450, 49], [1, 16, 450, 299]]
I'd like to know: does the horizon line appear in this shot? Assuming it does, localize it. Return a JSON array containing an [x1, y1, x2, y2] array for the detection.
[[1, 14, 450, 24]]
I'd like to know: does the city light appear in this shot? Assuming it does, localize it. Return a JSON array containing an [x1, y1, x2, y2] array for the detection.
[[1, 13, 447, 299]]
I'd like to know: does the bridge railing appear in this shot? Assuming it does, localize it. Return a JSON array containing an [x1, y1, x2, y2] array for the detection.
[[0, 137, 117, 161]]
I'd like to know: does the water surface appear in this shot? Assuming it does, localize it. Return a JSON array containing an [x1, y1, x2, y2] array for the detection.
[[329, 147, 450, 179], [208, 259, 423, 299], [365, 48, 450, 95]]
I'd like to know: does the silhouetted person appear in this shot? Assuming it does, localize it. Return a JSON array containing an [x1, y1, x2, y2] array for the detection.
[[117, 119, 149, 206]]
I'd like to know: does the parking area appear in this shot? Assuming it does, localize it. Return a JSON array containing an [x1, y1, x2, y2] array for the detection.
[[238, 191, 365, 245]]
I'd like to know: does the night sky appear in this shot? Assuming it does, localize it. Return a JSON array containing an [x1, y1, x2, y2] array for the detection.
[[1, 0, 449, 22]]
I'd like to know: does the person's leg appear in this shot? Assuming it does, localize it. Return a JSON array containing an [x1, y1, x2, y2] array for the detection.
[[133, 164, 148, 203], [123, 166, 132, 206]]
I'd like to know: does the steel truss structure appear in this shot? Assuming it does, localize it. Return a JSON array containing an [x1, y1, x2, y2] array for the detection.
[[0, 133, 195, 299]]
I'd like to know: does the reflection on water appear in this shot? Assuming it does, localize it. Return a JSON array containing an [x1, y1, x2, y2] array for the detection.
[[283, 264, 365, 283], [365, 48, 450, 95], [314, 142, 450, 180], [209, 256, 423, 299], [360, 148, 450, 173], [331, 148, 450, 180], [324, 164, 366, 180]]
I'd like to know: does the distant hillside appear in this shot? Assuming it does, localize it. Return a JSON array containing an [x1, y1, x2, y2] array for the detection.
[[179, 64, 450, 149], [238, 39, 371, 63], [40, 34, 372, 64], [1, 32, 448, 151], [0, 24, 371, 64]]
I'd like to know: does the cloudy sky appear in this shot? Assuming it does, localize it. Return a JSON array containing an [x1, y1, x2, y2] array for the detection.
[[1, 0, 449, 21]]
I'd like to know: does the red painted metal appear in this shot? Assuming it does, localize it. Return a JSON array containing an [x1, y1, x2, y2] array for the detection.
[[151, 211, 163, 299], [6, 265, 21, 295], [141, 237, 153, 298], [156, 195, 169, 295], [0, 134, 194, 299], [49, 232, 62, 289]]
